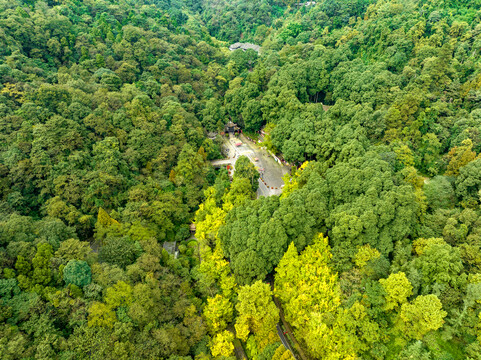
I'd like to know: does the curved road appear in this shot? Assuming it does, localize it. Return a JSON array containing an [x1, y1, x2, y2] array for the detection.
[[218, 134, 290, 197], [213, 136, 306, 359]]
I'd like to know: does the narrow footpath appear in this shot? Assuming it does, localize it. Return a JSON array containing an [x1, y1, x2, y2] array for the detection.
[[227, 324, 248, 360], [266, 274, 309, 360], [272, 296, 309, 360]]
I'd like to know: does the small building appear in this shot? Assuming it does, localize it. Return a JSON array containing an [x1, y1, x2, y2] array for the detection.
[[207, 132, 217, 140], [225, 121, 240, 134], [296, 1, 316, 6], [163, 241, 179, 259], [229, 42, 261, 53], [189, 223, 196, 234]]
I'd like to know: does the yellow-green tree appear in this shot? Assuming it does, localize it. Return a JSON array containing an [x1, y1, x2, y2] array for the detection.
[[197, 244, 236, 298], [97, 207, 120, 227], [210, 330, 235, 357], [194, 187, 226, 253], [274, 235, 343, 357], [354, 244, 380, 268], [203, 294, 234, 334], [272, 345, 295, 360], [399, 294, 447, 340], [280, 161, 309, 199], [303, 302, 375, 360], [235, 281, 279, 349], [379, 272, 413, 311], [275, 235, 339, 330], [105, 281, 133, 309], [88, 302, 116, 328], [445, 139, 477, 176], [275, 234, 380, 358]]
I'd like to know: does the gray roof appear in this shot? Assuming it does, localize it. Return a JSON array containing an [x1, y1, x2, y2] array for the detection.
[[163, 241, 178, 258], [229, 42, 261, 52], [296, 1, 316, 6]]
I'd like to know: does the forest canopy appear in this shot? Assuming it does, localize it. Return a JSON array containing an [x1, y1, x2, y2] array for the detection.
[[2, 0, 481, 359]]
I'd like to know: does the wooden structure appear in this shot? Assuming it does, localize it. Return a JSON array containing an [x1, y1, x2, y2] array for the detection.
[[225, 121, 240, 134]]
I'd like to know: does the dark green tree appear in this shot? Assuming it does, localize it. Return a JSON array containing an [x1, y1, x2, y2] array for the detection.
[[63, 260, 92, 287]]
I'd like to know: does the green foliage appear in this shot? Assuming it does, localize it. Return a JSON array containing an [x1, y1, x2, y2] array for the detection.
[[63, 260, 91, 287], [203, 294, 234, 334], [201, 0, 286, 42], [0, 278, 21, 299], [55, 238, 92, 262], [3, 0, 481, 357], [32, 243, 53, 286], [0, 0, 224, 357], [380, 272, 413, 311], [235, 281, 279, 348], [234, 155, 259, 192], [98, 236, 141, 269], [412, 237, 465, 290], [400, 295, 447, 340], [423, 176, 455, 211], [219, 196, 283, 284], [456, 158, 481, 207], [279, 23, 305, 42], [229, 49, 259, 74]]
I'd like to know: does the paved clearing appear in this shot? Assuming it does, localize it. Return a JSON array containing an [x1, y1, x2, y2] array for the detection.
[[216, 134, 290, 197]]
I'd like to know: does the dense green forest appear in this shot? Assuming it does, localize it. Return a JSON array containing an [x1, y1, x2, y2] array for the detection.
[[2, 0, 481, 359]]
